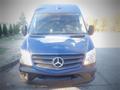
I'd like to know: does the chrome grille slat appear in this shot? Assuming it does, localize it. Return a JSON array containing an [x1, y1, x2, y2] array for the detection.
[[32, 56, 83, 60], [34, 60, 52, 64], [33, 59, 81, 65], [32, 54, 84, 69], [35, 63, 81, 70], [64, 60, 81, 65]]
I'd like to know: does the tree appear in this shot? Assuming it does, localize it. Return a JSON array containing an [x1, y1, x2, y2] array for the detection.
[[3, 24, 8, 36], [93, 19, 98, 32], [13, 24, 20, 34], [114, 16, 120, 32], [9, 24, 13, 35], [18, 12, 27, 28], [101, 18, 107, 31], [0, 24, 2, 37]]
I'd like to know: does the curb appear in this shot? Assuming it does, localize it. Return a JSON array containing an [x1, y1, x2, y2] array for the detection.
[[0, 59, 19, 72]]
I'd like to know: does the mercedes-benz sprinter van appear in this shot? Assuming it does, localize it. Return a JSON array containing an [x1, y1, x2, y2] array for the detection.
[[19, 4, 96, 84]]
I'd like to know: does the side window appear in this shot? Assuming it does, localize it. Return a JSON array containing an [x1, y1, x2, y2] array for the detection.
[[29, 14, 37, 33]]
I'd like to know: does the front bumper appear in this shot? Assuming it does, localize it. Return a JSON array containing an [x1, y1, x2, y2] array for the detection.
[[19, 63, 96, 84], [19, 63, 96, 76]]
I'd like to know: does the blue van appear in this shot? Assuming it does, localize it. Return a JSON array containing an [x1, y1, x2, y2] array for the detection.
[[19, 5, 96, 84]]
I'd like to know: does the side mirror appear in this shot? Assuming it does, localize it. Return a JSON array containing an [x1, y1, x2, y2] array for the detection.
[[22, 25, 27, 36], [88, 25, 94, 35]]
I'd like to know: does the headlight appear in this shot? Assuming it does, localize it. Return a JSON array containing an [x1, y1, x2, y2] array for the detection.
[[83, 48, 96, 65], [20, 49, 33, 66]]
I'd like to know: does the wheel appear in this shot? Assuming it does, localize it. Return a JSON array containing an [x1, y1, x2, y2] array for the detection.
[[19, 72, 35, 83]]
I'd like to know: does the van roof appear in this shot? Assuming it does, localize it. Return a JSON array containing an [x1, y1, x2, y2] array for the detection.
[[35, 4, 81, 15]]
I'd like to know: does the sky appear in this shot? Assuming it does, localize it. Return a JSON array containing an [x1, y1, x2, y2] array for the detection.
[[0, 0, 119, 24]]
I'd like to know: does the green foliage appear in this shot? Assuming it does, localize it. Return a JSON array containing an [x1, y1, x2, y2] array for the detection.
[[13, 24, 20, 34], [0, 24, 2, 37], [3, 24, 8, 36], [9, 24, 13, 35], [0, 23, 20, 38]]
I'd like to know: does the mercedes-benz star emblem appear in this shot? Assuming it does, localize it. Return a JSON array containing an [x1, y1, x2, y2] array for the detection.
[[52, 57, 64, 68]]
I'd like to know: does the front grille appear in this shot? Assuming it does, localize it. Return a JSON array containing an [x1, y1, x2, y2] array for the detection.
[[32, 54, 85, 70]]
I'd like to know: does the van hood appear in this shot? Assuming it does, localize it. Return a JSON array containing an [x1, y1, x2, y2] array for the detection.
[[21, 35, 94, 54]]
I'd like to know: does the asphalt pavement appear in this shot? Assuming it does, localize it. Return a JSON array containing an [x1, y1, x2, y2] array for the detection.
[[0, 48, 120, 90]]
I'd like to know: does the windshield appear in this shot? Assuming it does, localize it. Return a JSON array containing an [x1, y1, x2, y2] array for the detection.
[[29, 13, 87, 35]]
